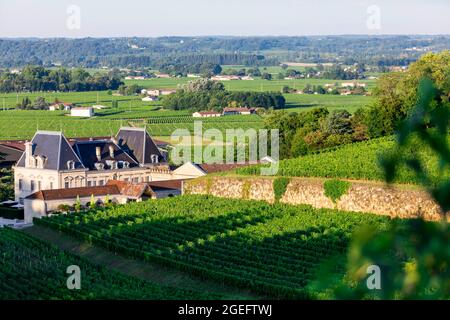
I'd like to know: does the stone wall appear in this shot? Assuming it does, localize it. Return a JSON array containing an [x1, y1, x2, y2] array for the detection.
[[183, 176, 446, 221]]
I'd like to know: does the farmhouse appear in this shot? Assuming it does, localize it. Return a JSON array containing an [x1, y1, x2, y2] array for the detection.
[[222, 107, 255, 115], [341, 82, 366, 88], [156, 73, 171, 78], [70, 107, 94, 117], [192, 111, 222, 118], [145, 89, 177, 97], [49, 102, 73, 111], [142, 96, 158, 102], [211, 75, 241, 81]]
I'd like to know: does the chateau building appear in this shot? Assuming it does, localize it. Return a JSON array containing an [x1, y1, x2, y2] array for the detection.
[[14, 127, 174, 204]]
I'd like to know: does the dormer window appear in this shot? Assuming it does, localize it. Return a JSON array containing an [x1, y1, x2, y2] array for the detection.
[[94, 162, 105, 171], [36, 155, 47, 169], [105, 160, 117, 170], [67, 160, 75, 170], [150, 154, 159, 164], [123, 161, 130, 169]]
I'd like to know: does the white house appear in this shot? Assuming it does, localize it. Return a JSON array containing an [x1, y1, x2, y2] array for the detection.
[[49, 102, 73, 111], [142, 96, 158, 102], [192, 111, 222, 118], [222, 107, 254, 115], [70, 107, 94, 117], [92, 105, 108, 110]]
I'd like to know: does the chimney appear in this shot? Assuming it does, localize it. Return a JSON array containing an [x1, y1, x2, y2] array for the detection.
[[24, 141, 33, 168], [96, 146, 101, 161], [109, 145, 115, 158]]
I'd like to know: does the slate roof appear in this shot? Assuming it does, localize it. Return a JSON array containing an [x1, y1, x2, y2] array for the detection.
[[116, 127, 164, 165], [15, 128, 167, 170], [74, 140, 138, 170], [0, 144, 23, 165], [16, 131, 84, 170]]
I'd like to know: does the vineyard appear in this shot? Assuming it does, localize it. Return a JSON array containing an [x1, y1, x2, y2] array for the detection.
[[0, 114, 264, 140], [237, 136, 448, 185], [0, 227, 217, 300], [34, 195, 393, 299]]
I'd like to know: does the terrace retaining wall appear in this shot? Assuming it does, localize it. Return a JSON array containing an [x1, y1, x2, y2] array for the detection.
[[183, 176, 446, 221]]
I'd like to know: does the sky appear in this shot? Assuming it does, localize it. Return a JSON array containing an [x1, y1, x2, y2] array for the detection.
[[0, 0, 449, 38]]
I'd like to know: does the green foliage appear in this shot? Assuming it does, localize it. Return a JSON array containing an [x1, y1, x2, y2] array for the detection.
[[0, 228, 216, 299], [162, 89, 285, 111], [0, 65, 123, 93], [323, 179, 351, 204], [89, 194, 96, 209], [241, 180, 251, 199], [381, 79, 450, 213], [332, 78, 450, 300], [273, 177, 291, 202], [367, 51, 450, 137], [0, 207, 24, 220], [56, 204, 71, 212], [35, 195, 392, 299], [0, 168, 14, 202], [74, 195, 81, 212], [239, 136, 447, 185]]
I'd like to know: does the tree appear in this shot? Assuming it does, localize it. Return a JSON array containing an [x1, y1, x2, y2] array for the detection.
[[261, 73, 272, 81], [74, 195, 81, 212], [325, 110, 353, 135], [367, 51, 450, 137], [89, 194, 96, 209], [33, 96, 48, 109]]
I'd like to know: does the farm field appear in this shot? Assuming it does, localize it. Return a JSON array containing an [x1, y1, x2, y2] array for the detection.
[[0, 107, 264, 140], [283, 93, 372, 113], [34, 195, 393, 299], [124, 77, 377, 92], [0, 73, 373, 140], [0, 227, 217, 300], [0, 90, 155, 110], [237, 136, 448, 185]]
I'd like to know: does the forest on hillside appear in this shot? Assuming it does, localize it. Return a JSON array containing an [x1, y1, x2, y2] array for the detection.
[[1, 35, 450, 68]]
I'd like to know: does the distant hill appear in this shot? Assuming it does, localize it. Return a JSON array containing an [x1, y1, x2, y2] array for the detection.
[[1, 35, 450, 68]]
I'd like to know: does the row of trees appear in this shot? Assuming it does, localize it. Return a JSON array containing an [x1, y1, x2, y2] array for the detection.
[[162, 78, 285, 111], [0, 66, 123, 93], [158, 62, 222, 77]]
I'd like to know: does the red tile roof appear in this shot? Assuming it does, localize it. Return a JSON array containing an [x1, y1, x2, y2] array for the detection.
[[26, 185, 120, 201], [147, 179, 186, 190], [196, 111, 221, 115], [106, 180, 153, 198], [222, 107, 253, 113], [26, 180, 153, 201]]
